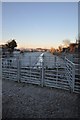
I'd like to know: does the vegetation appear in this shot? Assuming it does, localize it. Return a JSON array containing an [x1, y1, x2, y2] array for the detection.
[[50, 47, 55, 54], [50, 38, 80, 55], [1, 39, 17, 58], [78, 36, 80, 52], [63, 39, 70, 48], [6, 39, 17, 53], [2, 39, 17, 55]]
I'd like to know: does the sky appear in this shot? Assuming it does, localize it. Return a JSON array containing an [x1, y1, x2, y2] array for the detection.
[[2, 2, 78, 49], [78, 1, 80, 36]]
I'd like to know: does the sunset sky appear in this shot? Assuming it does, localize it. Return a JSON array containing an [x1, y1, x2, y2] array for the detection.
[[2, 2, 78, 49]]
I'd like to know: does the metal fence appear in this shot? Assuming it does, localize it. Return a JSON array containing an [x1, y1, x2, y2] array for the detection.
[[65, 57, 75, 92], [65, 53, 80, 93], [2, 54, 80, 93]]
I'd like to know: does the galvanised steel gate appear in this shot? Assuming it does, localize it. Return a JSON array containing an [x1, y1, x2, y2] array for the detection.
[[2, 54, 79, 93]]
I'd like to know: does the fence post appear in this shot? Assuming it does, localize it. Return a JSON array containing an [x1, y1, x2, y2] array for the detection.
[[41, 55, 44, 87], [54, 56, 56, 68], [56, 63, 58, 85], [17, 55, 20, 83], [72, 64, 75, 92], [64, 57, 71, 92], [29, 56, 31, 81]]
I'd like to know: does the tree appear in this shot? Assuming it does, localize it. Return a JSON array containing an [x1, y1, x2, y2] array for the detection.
[[50, 47, 55, 54], [63, 39, 70, 48], [78, 36, 80, 52], [58, 45, 63, 52], [7, 39, 17, 53]]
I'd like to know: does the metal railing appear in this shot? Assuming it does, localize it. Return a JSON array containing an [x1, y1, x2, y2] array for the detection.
[[2, 54, 79, 93], [65, 57, 75, 92]]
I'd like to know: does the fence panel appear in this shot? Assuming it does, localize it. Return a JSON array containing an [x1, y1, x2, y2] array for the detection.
[[43, 56, 70, 90], [65, 57, 75, 92], [74, 64, 80, 93], [2, 53, 80, 94], [2, 58, 18, 81]]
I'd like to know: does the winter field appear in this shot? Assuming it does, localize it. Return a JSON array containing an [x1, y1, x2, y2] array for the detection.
[[2, 52, 65, 68], [18, 51, 65, 68]]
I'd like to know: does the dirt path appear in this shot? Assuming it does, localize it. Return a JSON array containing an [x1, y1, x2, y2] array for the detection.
[[2, 79, 80, 118]]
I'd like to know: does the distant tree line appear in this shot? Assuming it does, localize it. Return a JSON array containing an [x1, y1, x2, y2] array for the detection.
[[50, 38, 80, 54]]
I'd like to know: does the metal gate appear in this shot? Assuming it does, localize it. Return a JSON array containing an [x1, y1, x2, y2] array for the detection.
[[2, 53, 77, 93]]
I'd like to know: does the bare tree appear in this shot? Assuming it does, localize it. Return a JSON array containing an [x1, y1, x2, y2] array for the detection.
[[50, 47, 55, 54], [78, 36, 80, 52], [58, 45, 63, 52], [63, 39, 70, 48]]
